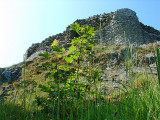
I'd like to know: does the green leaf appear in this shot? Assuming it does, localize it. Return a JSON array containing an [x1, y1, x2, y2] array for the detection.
[[88, 39, 97, 45], [71, 54, 79, 60], [86, 45, 94, 50], [52, 63, 57, 67], [39, 52, 50, 58], [58, 65, 69, 71], [39, 84, 51, 93], [51, 46, 65, 52], [52, 69, 58, 73], [68, 45, 77, 54], [71, 38, 81, 45], [80, 49, 86, 53], [70, 23, 81, 34], [56, 54, 62, 58], [42, 62, 52, 66], [64, 56, 73, 63]]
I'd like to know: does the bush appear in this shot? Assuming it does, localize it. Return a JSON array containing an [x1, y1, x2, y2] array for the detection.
[[35, 23, 104, 117]]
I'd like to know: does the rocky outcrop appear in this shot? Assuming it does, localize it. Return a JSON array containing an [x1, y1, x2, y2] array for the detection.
[[0, 68, 4, 85], [0, 65, 22, 85], [24, 8, 160, 61]]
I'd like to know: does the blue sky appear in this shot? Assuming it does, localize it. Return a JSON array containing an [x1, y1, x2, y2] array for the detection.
[[0, 0, 160, 67]]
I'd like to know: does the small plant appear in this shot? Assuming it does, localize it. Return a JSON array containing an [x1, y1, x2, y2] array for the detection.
[[35, 23, 104, 118], [155, 42, 160, 85], [124, 31, 134, 82]]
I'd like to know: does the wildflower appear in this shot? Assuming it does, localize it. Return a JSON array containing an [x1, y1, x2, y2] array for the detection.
[[51, 39, 59, 47]]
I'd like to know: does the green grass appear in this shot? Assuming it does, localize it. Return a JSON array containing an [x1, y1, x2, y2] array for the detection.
[[1, 72, 160, 120], [0, 38, 160, 119]]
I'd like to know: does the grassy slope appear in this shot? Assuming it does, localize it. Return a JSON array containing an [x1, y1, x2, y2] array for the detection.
[[0, 44, 160, 120]]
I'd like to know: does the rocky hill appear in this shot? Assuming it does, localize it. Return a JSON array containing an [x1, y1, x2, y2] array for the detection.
[[25, 8, 160, 61], [0, 8, 160, 87]]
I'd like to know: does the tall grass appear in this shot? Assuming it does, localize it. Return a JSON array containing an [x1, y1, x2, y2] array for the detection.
[[23, 55, 26, 119], [155, 42, 160, 85]]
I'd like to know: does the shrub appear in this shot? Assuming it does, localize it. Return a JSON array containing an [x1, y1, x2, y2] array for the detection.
[[35, 23, 104, 117]]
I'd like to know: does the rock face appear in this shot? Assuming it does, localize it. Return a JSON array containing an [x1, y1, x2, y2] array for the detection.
[[96, 8, 143, 45], [0, 65, 22, 85], [0, 68, 4, 85], [24, 8, 160, 61]]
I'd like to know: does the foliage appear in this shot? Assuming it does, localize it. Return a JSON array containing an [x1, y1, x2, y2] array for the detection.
[[35, 23, 104, 116]]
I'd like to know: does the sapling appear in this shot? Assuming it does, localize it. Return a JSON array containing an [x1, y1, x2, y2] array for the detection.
[[35, 23, 104, 118]]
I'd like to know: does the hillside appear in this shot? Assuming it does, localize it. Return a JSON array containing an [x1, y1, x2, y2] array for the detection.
[[0, 8, 160, 120]]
